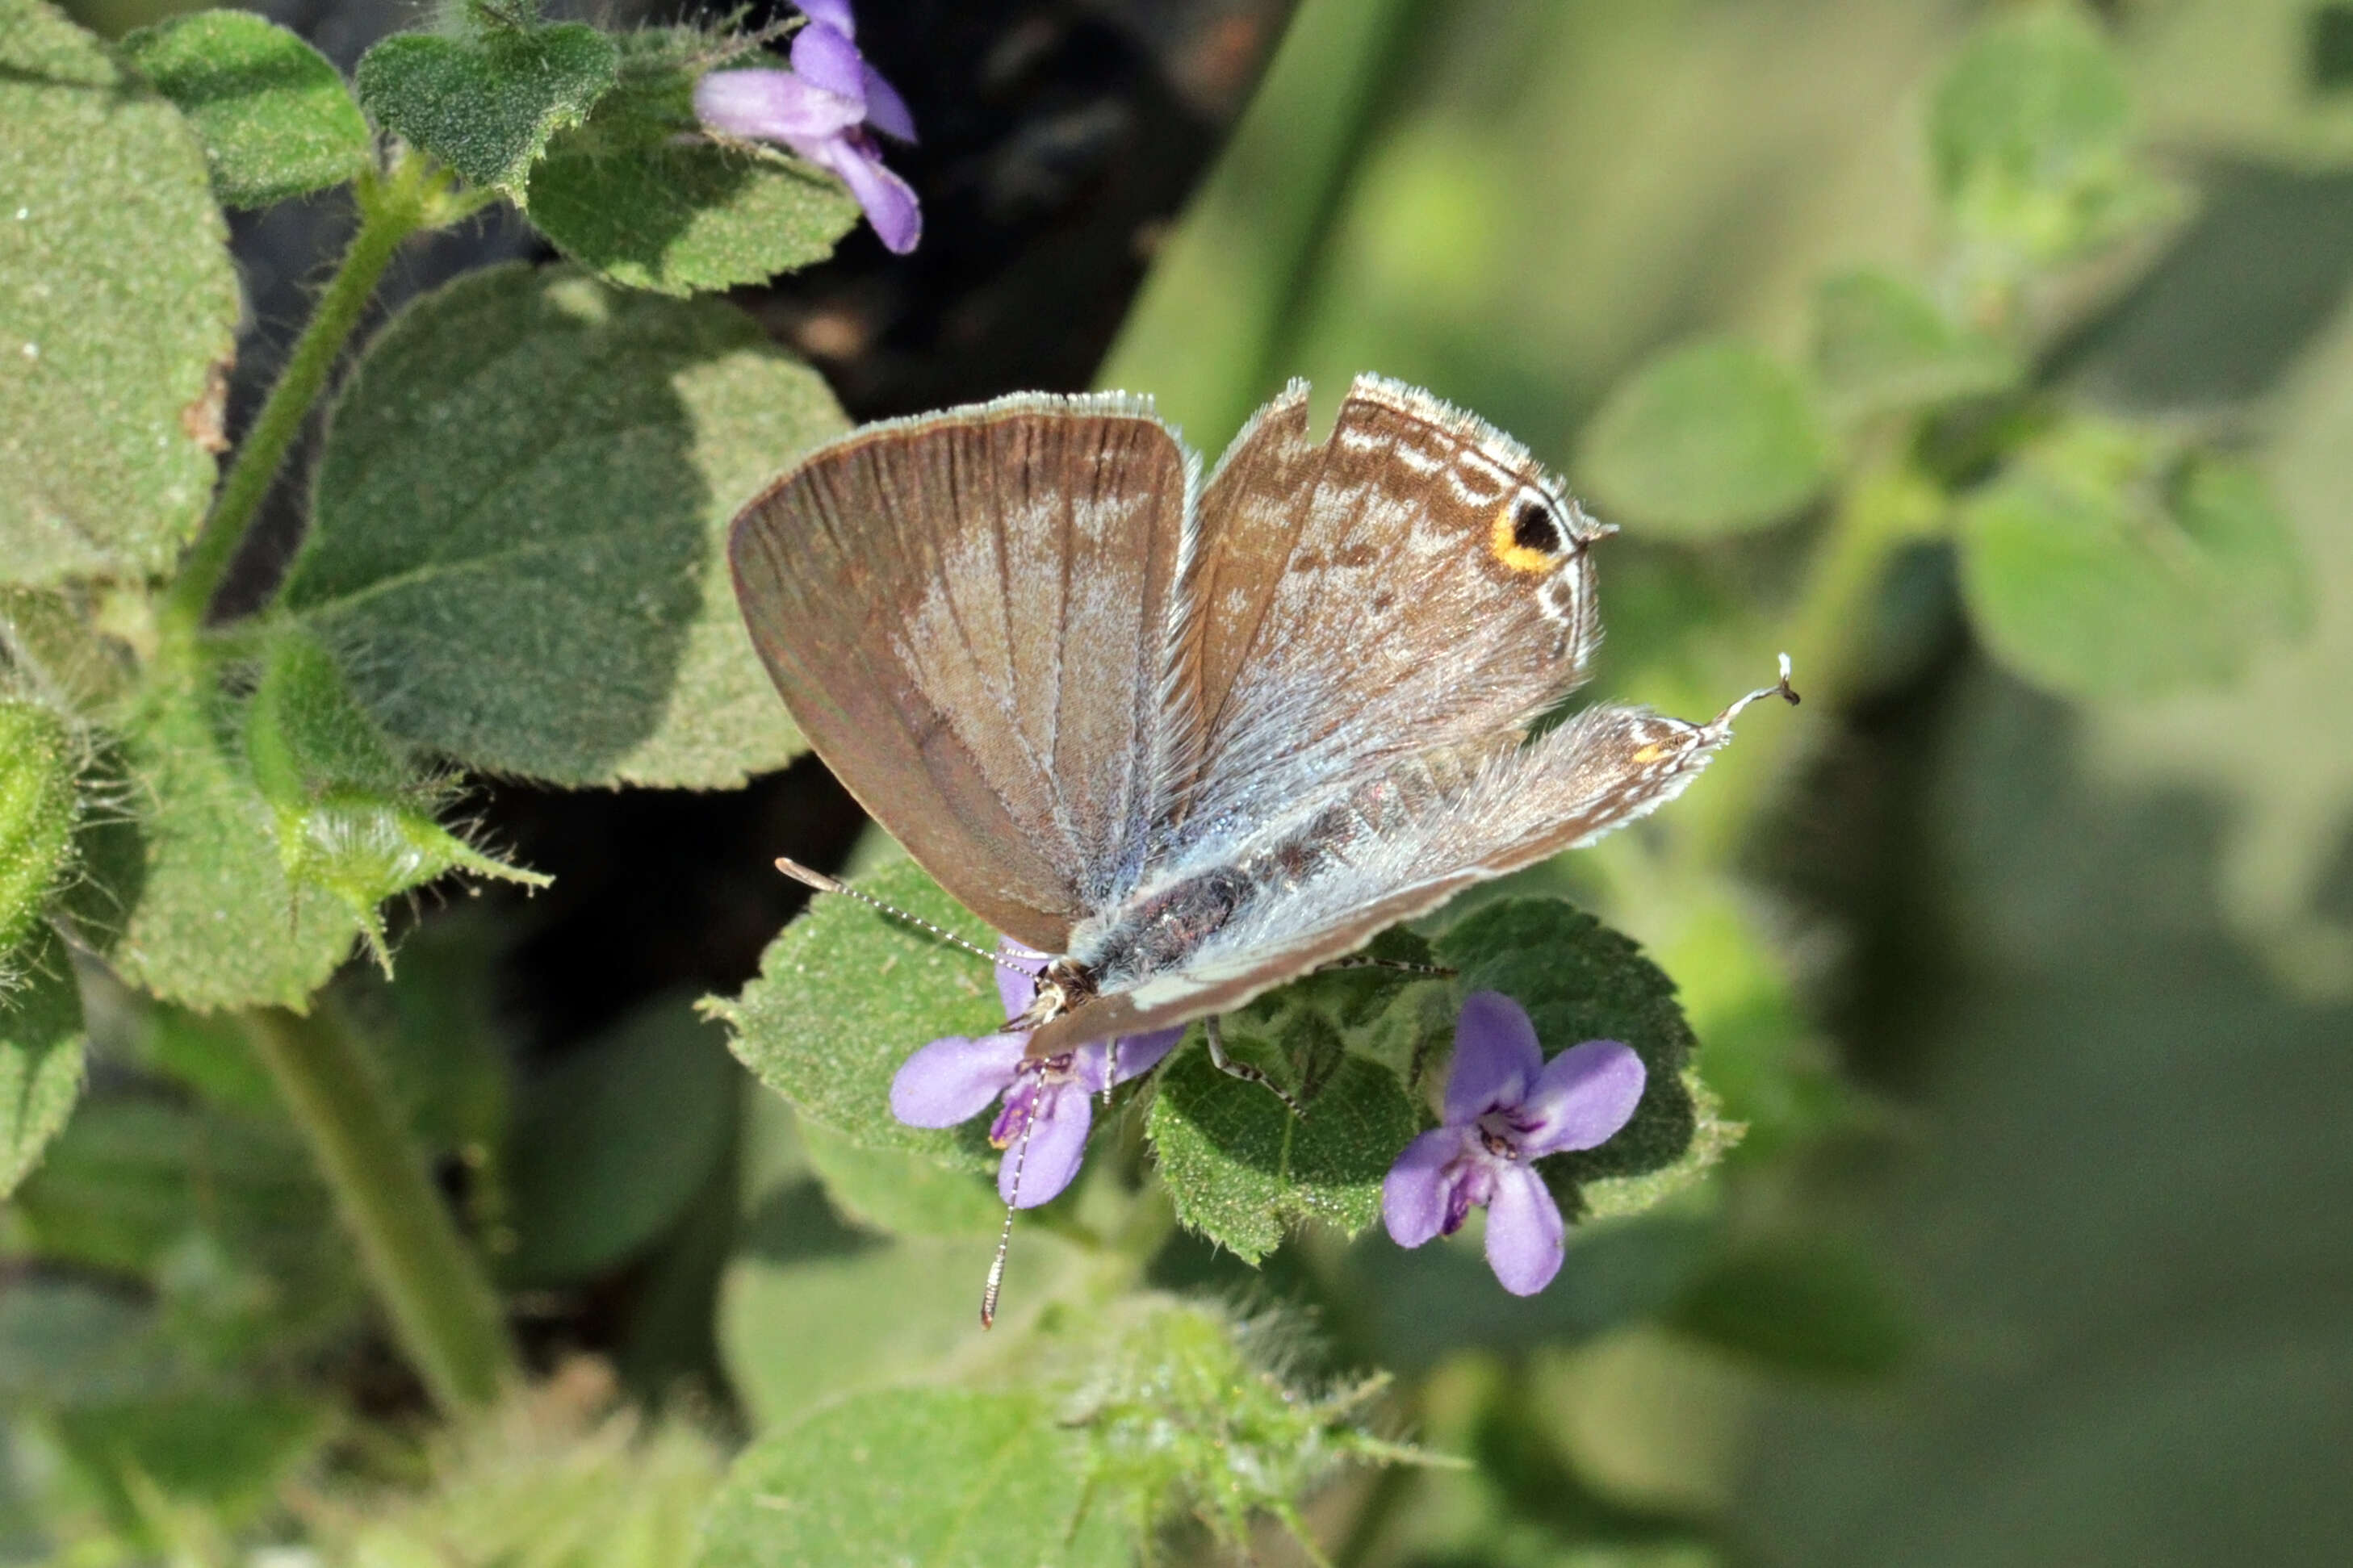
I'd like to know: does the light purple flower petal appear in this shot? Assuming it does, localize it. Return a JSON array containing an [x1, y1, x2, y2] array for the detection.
[[889, 1031, 1023, 1127], [796, 0, 856, 38], [789, 21, 867, 103], [999, 1079, 1091, 1207], [1383, 1126, 1471, 1248], [993, 939, 1045, 1021], [860, 63, 916, 142], [1515, 1039, 1646, 1157], [1105, 1026, 1184, 1089], [1483, 1163, 1565, 1295], [1443, 990, 1543, 1124], [823, 136, 921, 253], [693, 68, 861, 144]]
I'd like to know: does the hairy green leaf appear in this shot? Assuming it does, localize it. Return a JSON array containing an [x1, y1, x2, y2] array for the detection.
[[289, 264, 842, 786], [525, 29, 860, 295], [1958, 420, 2311, 698], [1811, 269, 2018, 419], [83, 675, 358, 1011], [501, 992, 737, 1285], [1579, 338, 1835, 538], [713, 858, 1000, 1170], [1436, 897, 1735, 1220], [695, 1388, 1128, 1568], [798, 1116, 1004, 1240], [0, 698, 77, 975], [355, 18, 617, 197], [1077, 1299, 1422, 1554], [0, 927, 85, 1198], [1149, 1032, 1420, 1265], [0, 0, 238, 587], [122, 10, 371, 207], [245, 628, 547, 968]]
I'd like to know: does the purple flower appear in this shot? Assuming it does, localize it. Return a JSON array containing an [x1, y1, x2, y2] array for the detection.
[[693, 0, 920, 253], [890, 940, 1183, 1208], [1382, 992, 1647, 1295]]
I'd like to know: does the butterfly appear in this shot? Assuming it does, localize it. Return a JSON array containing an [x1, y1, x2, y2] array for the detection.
[[729, 374, 1790, 1068]]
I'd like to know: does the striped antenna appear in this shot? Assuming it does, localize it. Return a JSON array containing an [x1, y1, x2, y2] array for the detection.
[[772, 856, 1005, 966]]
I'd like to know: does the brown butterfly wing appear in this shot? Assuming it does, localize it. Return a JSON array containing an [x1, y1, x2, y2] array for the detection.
[[1157, 375, 1607, 845], [728, 393, 1191, 951], [1029, 699, 1745, 1053]]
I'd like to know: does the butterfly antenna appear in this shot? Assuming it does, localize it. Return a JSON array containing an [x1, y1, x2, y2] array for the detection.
[[1713, 652, 1800, 730], [981, 1082, 1041, 1330], [772, 856, 1005, 966]]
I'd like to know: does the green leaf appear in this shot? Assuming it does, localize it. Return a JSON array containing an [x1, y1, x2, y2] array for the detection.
[[79, 673, 358, 1011], [121, 10, 371, 208], [0, 698, 77, 973], [500, 992, 737, 1285], [0, 927, 86, 1198], [525, 30, 860, 295], [287, 263, 844, 787], [798, 1116, 1004, 1240], [245, 628, 548, 968], [0, 0, 239, 588], [54, 1391, 329, 1524], [0, 1277, 180, 1408], [712, 858, 1000, 1170], [719, 1180, 1086, 1432], [10, 1093, 364, 1349], [1928, 5, 2175, 268], [694, 1387, 1129, 1568], [355, 18, 618, 197], [1435, 898, 1736, 1221], [1957, 420, 2312, 698], [1147, 1034, 1421, 1265], [1578, 338, 1836, 538], [1076, 1299, 1424, 1553], [1811, 269, 2019, 420]]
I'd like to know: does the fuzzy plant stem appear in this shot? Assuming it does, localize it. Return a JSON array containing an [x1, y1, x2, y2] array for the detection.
[[157, 151, 471, 651], [244, 1005, 518, 1412]]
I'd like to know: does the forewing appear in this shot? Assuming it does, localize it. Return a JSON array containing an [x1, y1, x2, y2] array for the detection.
[[1158, 375, 1606, 850], [1029, 699, 1740, 1053], [729, 394, 1192, 951]]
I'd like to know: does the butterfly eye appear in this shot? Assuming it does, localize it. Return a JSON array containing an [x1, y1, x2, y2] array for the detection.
[[1510, 498, 1564, 556], [1490, 495, 1569, 572]]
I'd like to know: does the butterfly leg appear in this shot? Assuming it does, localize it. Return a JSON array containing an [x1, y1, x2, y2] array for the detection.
[[1203, 1014, 1304, 1119]]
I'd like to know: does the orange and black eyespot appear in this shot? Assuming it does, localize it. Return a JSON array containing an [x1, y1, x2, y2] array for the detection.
[[1490, 495, 1566, 573]]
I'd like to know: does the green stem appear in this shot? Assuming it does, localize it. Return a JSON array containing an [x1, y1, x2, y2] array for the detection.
[[1677, 463, 1945, 869], [243, 1005, 518, 1413], [158, 153, 468, 652]]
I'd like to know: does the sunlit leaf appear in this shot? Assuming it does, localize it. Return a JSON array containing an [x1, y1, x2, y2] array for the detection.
[[122, 10, 371, 207], [0, 0, 238, 587], [712, 858, 999, 1170], [524, 29, 859, 295], [695, 1387, 1129, 1568], [0, 928, 84, 1198], [1958, 420, 2310, 697], [1812, 269, 2018, 419], [0, 697, 77, 976], [355, 14, 617, 197], [1579, 338, 1835, 538]]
